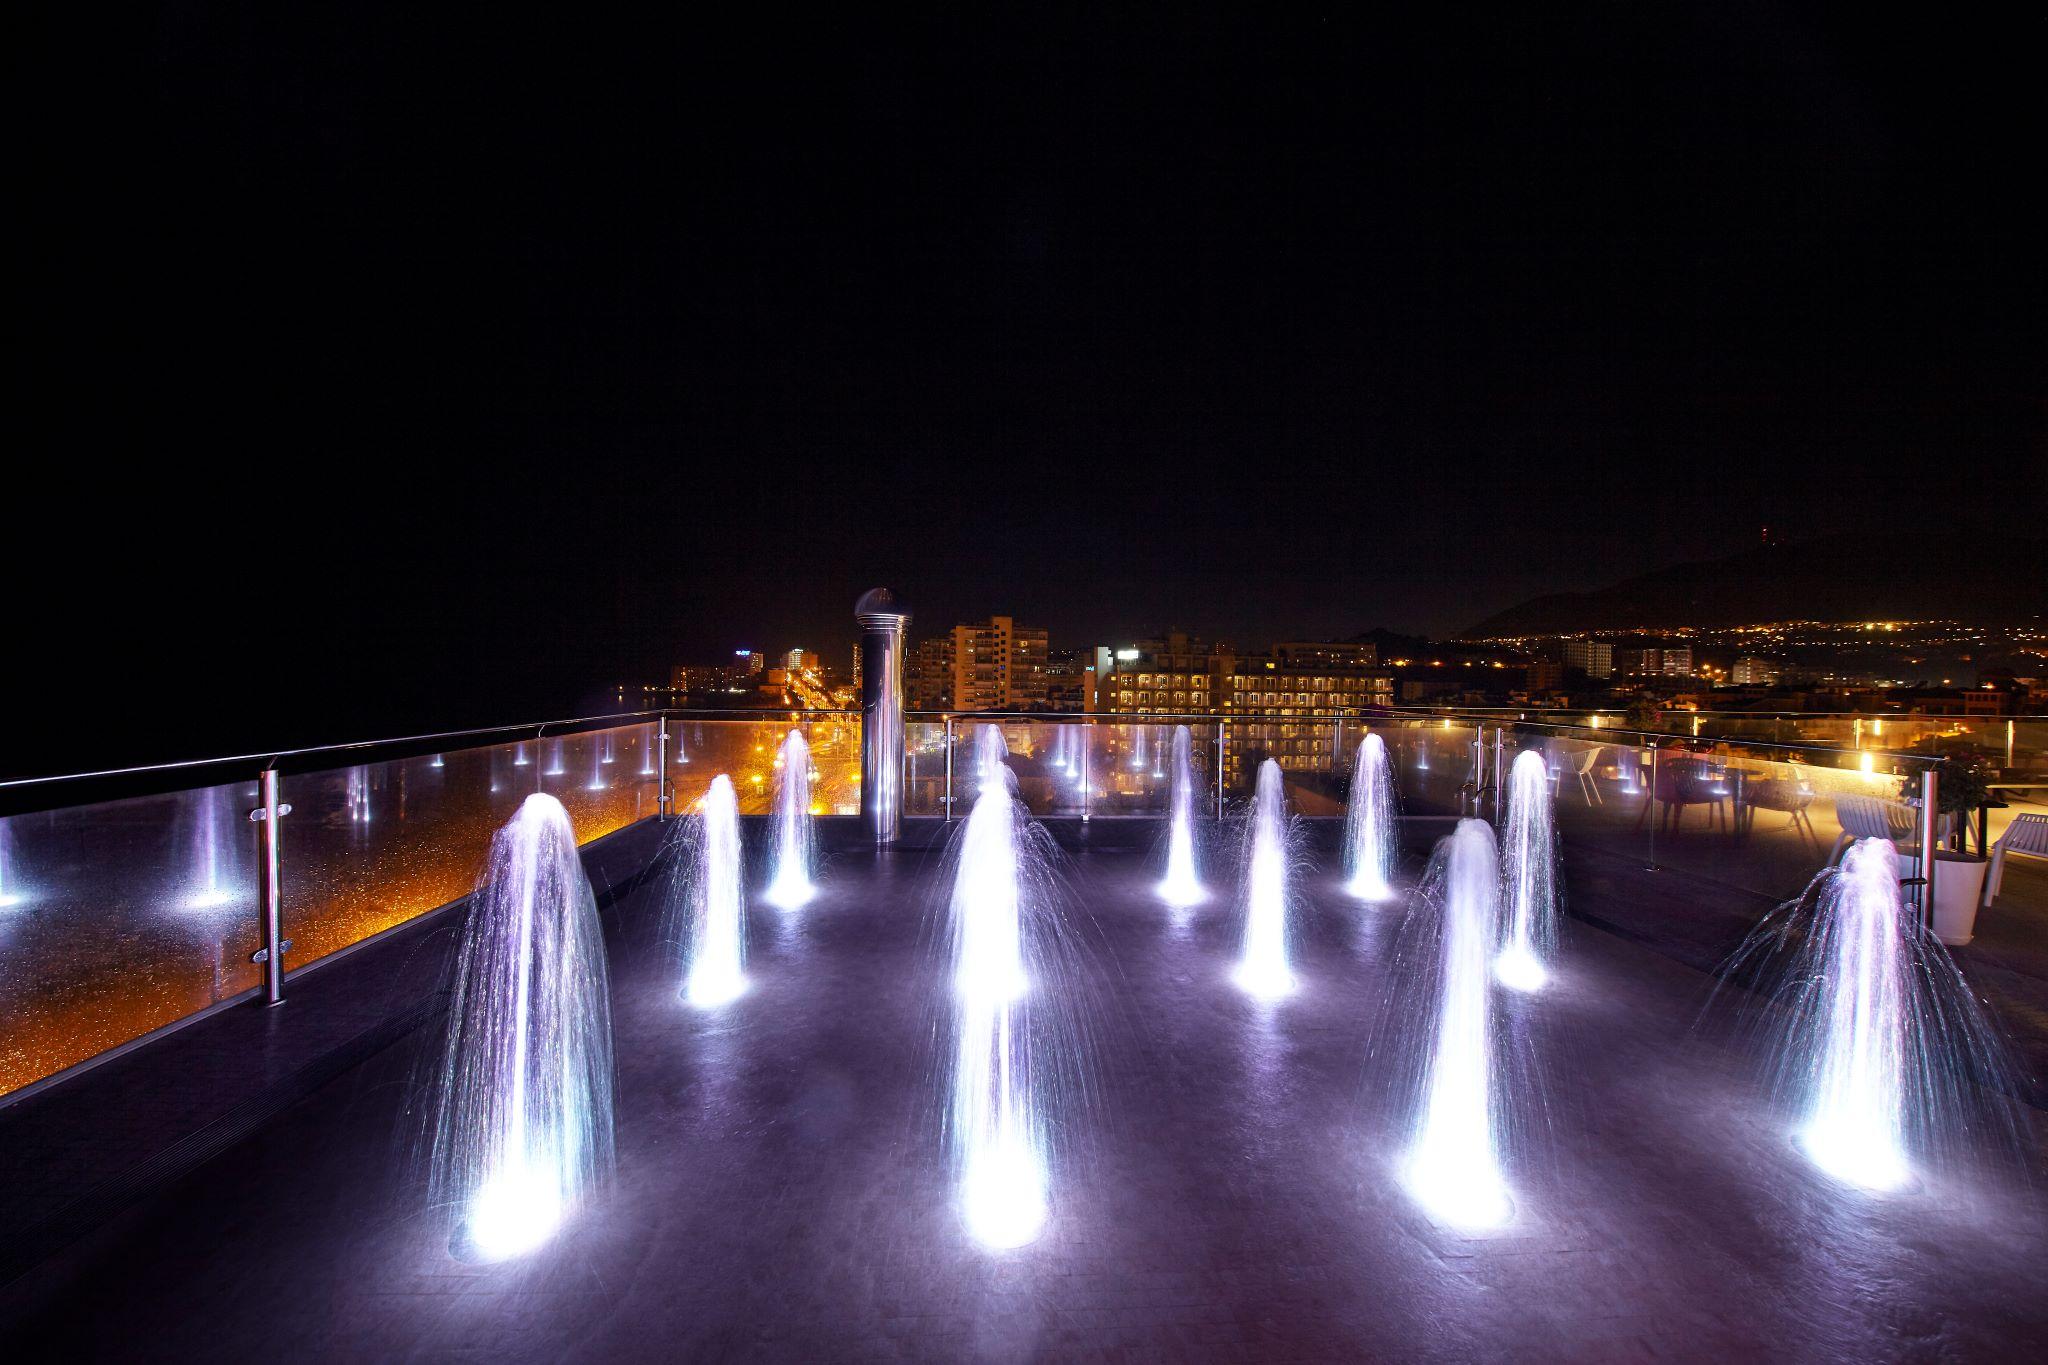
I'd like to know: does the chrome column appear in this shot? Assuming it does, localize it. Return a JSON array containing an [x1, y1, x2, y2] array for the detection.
[[856, 588, 910, 845]]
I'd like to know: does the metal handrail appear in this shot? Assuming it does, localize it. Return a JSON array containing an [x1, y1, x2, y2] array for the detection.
[[910, 708, 1942, 764], [1657, 709, 2045, 721], [0, 706, 862, 814], [1416, 707, 2044, 721], [0, 709, 666, 790], [908, 708, 1477, 724], [3, 697, 1951, 818], [1480, 718, 1946, 765]]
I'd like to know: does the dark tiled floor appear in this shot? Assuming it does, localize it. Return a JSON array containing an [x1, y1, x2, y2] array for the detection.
[[3, 818, 2045, 1362]]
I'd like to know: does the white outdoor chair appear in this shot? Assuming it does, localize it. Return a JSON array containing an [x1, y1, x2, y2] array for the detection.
[[1984, 812, 2048, 908], [1829, 794, 1918, 868], [1564, 746, 1604, 804]]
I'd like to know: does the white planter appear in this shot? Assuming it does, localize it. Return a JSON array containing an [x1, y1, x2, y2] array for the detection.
[[1931, 851, 1989, 947]]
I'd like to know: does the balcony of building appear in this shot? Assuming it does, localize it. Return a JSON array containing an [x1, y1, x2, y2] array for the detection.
[[2, 696, 2044, 1358]]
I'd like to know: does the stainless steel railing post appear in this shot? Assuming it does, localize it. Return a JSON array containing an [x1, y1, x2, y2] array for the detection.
[[1918, 766, 1941, 929], [1081, 719, 1091, 823], [944, 714, 955, 821], [250, 767, 291, 1006], [1493, 727, 1506, 825], [657, 715, 670, 817], [1645, 746, 1660, 872], [1215, 719, 1226, 819]]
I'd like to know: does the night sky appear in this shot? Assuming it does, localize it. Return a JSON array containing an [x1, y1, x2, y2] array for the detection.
[[15, 8, 2044, 772]]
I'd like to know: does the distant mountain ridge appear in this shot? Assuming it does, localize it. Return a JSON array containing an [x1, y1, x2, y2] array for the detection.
[[1462, 531, 2046, 638]]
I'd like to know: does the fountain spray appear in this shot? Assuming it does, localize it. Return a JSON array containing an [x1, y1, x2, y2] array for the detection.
[[1233, 760, 1297, 999], [1157, 725, 1206, 907], [1404, 819, 1512, 1228], [427, 794, 615, 1261], [1342, 733, 1398, 902], [948, 761, 1047, 1248], [680, 775, 748, 1007], [763, 730, 818, 910], [1495, 749, 1558, 991]]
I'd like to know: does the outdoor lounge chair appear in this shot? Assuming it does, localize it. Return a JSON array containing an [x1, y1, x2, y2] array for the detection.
[[1984, 812, 2048, 909], [1829, 794, 1918, 867], [1742, 774, 1816, 844]]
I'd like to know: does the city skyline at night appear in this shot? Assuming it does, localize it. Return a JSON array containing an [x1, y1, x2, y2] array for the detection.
[[12, 8, 2044, 779]]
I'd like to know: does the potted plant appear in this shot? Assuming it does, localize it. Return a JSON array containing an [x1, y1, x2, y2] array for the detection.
[[1925, 748, 1995, 946]]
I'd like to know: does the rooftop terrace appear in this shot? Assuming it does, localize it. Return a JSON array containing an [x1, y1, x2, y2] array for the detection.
[[2, 698, 2046, 1361]]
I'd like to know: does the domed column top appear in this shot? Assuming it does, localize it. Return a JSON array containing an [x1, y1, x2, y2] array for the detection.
[[855, 587, 911, 631]]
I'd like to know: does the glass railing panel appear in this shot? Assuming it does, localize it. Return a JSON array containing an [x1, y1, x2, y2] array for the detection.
[[1641, 741, 1935, 903], [282, 722, 661, 971], [1367, 718, 1478, 817], [664, 714, 862, 816], [1492, 721, 1945, 908], [994, 718, 1088, 818], [1216, 718, 1341, 814], [1031, 719, 1095, 817], [0, 781, 263, 1097], [903, 720, 950, 818], [1079, 722, 1171, 817], [906, 718, 1224, 820]]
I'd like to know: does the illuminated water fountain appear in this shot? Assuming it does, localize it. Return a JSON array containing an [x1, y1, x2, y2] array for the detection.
[[1616, 747, 1641, 796], [514, 742, 532, 768], [586, 738, 609, 791], [1403, 818, 1512, 1227], [0, 823, 22, 908], [1342, 733, 1398, 902], [677, 775, 747, 1008], [545, 739, 566, 777], [184, 785, 238, 910], [947, 762, 1047, 1248], [427, 793, 615, 1261], [762, 730, 818, 910], [1725, 837, 2018, 1194], [346, 767, 373, 825], [1157, 724, 1206, 907], [973, 722, 1009, 797], [1050, 725, 1089, 795], [1799, 839, 1911, 1189], [1495, 749, 1557, 991], [1233, 759, 1297, 998]]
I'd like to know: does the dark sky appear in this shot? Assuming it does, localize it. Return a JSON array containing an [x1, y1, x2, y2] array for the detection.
[[14, 7, 2044, 770]]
